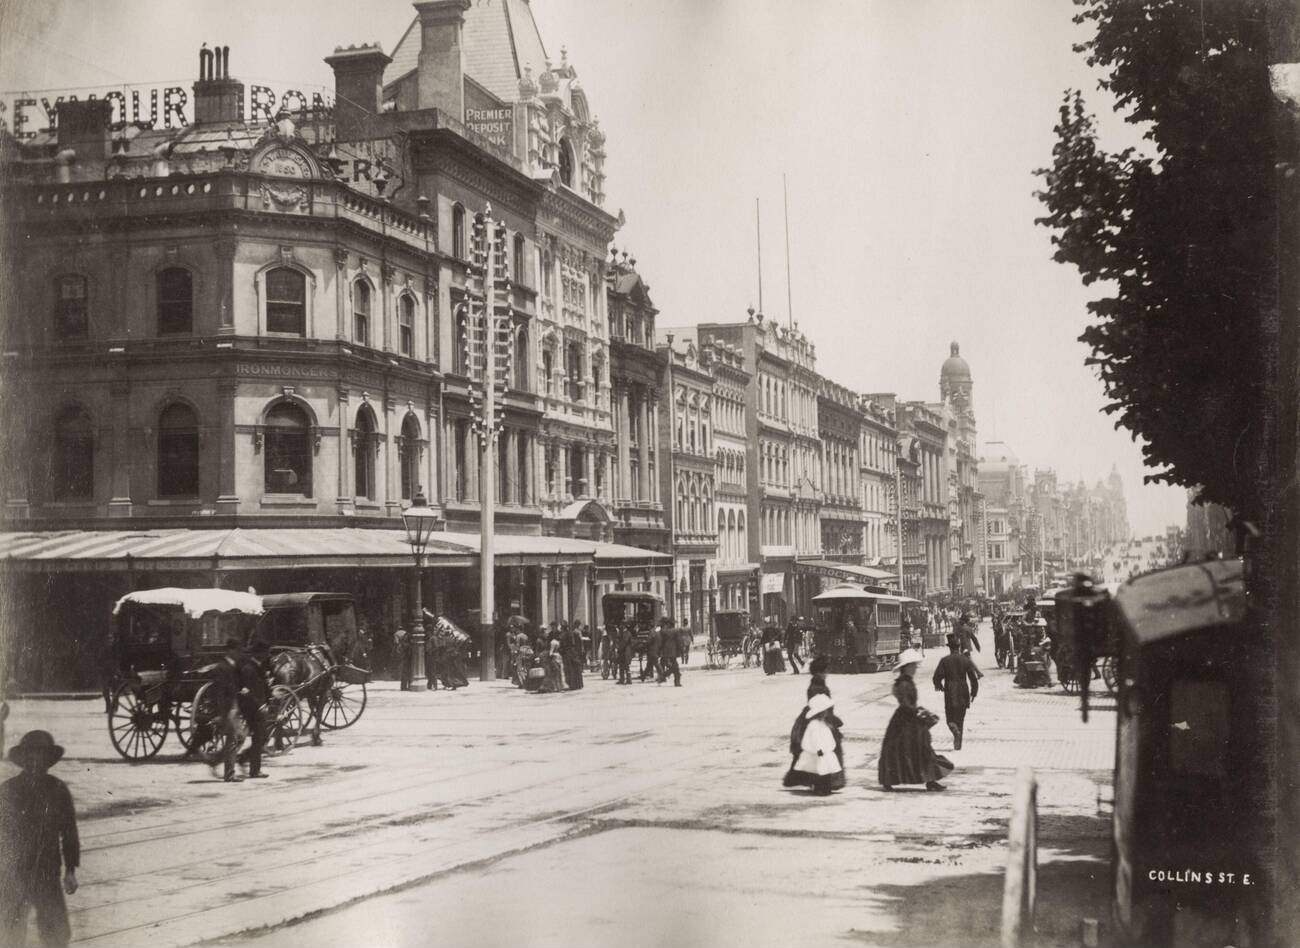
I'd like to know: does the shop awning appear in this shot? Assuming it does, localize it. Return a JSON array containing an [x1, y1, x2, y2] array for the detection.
[[0, 528, 670, 573], [795, 559, 900, 584], [716, 562, 760, 578]]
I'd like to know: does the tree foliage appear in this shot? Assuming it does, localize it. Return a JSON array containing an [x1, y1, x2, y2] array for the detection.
[[1035, 0, 1278, 519]]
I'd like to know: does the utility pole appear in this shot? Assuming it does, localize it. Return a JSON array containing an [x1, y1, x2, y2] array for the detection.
[[783, 173, 794, 328], [467, 205, 512, 680], [755, 197, 763, 313]]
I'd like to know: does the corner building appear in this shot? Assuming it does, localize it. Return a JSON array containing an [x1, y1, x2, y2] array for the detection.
[[0, 0, 670, 689]]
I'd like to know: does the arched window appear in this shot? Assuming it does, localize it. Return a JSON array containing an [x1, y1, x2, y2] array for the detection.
[[158, 403, 199, 497], [353, 279, 371, 347], [157, 268, 193, 334], [738, 511, 746, 556], [264, 402, 312, 496], [676, 480, 686, 531], [513, 233, 526, 285], [558, 138, 574, 187], [55, 275, 88, 339], [399, 414, 421, 501], [452, 204, 466, 259], [398, 294, 415, 357], [702, 487, 712, 533], [52, 407, 93, 500], [266, 268, 306, 335], [353, 405, 377, 501], [541, 347, 553, 396]]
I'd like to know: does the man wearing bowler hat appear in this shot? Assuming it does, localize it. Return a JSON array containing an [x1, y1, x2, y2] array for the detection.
[[1, 730, 80, 947]]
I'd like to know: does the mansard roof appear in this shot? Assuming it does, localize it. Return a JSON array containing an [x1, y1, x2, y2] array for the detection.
[[385, 0, 550, 102]]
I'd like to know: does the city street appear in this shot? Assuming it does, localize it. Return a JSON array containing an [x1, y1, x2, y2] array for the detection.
[[3, 623, 1116, 948]]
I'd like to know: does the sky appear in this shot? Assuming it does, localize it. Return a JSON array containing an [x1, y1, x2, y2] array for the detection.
[[0, 0, 1187, 536]]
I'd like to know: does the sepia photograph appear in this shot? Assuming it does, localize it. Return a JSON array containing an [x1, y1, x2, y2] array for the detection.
[[0, 1, 1296, 946]]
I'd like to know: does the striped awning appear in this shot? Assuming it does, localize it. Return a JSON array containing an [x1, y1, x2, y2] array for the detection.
[[0, 528, 670, 573]]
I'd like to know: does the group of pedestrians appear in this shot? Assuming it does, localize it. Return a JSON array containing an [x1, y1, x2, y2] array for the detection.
[[783, 625, 984, 796], [392, 618, 472, 692], [507, 620, 589, 693]]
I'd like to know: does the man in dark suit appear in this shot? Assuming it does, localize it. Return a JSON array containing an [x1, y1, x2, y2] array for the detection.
[[614, 624, 634, 685], [932, 634, 981, 750], [656, 621, 682, 687], [640, 622, 663, 682]]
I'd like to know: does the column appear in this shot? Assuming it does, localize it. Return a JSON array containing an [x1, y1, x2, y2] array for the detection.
[[637, 388, 651, 502], [585, 449, 596, 500], [466, 426, 479, 503], [214, 379, 239, 514], [336, 388, 352, 509], [381, 263, 396, 352], [650, 400, 660, 503], [426, 408, 438, 503], [558, 441, 570, 499], [559, 567, 571, 622], [521, 432, 534, 505], [539, 568, 552, 627], [384, 397, 400, 512], [617, 385, 631, 502], [333, 248, 348, 340], [603, 452, 614, 503], [505, 429, 519, 504], [574, 565, 590, 625], [106, 380, 133, 517]]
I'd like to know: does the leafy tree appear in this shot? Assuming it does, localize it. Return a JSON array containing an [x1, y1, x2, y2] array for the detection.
[[1035, 0, 1279, 522]]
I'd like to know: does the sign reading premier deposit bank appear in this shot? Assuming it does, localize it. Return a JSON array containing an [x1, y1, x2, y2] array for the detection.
[[464, 106, 513, 150]]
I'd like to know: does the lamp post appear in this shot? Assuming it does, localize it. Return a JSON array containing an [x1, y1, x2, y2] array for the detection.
[[401, 488, 438, 689]]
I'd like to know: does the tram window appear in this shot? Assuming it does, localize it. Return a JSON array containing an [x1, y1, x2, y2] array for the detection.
[[1168, 678, 1230, 777]]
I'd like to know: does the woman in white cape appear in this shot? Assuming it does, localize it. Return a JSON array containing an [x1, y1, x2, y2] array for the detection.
[[783, 693, 846, 795]]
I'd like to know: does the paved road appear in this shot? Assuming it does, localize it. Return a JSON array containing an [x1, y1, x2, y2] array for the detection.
[[4, 626, 1116, 948]]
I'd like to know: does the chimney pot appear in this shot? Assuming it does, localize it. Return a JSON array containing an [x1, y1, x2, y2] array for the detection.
[[325, 43, 391, 140], [414, 1, 471, 115]]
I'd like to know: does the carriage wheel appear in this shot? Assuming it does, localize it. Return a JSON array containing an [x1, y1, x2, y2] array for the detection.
[[1101, 656, 1118, 695], [173, 698, 198, 753], [265, 687, 305, 755], [108, 683, 169, 760], [320, 681, 367, 730], [705, 641, 721, 669], [187, 682, 226, 763], [1060, 666, 1079, 694], [600, 657, 612, 680]]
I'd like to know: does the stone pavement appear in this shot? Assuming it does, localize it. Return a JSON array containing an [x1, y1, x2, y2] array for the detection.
[[2, 626, 1117, 948]]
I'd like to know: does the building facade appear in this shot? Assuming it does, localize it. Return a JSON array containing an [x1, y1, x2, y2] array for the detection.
[[0, 0, 673, 688]]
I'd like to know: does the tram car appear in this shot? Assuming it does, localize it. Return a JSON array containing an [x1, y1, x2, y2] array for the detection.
[[810, 583, 904, 672]]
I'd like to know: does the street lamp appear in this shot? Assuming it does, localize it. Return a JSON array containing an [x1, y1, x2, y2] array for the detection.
[[401, 487, 438, 688]]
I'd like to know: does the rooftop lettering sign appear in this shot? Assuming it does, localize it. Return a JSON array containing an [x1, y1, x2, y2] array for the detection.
[[0, 82, 334, 141]]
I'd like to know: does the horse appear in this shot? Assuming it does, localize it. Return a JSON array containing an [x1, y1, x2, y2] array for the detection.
[[268, 645, 333, 747]]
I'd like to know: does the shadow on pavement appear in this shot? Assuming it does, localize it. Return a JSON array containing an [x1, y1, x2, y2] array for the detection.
[[844, 816, 1111, 948]]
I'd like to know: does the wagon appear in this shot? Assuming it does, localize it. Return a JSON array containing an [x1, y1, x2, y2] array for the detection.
[[258, 592, 371, 729], [601, 591, 664, 676], [706, 609, 754, 667], [107, 588, 264, 760]]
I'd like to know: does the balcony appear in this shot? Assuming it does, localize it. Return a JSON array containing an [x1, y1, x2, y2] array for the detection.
[[761, 544, 795, 559]]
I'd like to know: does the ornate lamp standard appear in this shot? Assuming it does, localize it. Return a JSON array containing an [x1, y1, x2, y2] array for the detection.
[[401, 487, 438, 688]]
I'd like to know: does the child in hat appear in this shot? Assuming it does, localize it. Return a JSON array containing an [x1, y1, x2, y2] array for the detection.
[[782, 694, 846, 796], [1, 730, 80, 947]]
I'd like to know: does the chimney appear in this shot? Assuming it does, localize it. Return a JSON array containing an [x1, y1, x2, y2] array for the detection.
[[193, 43, 244, 125], [55, 100, 113, 161], [325, 44, 391, 141], [414, 0, 470, 116]]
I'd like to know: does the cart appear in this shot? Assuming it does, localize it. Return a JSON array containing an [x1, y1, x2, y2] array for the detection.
[[259, 592, 370, 730], [107, 588, 264, 760], [706, 609, 752, 667], [601, 591, 664, 677]]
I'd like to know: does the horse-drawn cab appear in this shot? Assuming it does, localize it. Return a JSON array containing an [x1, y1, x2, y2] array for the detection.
[[602, 591, 663, 649], [108, 588, 263, 760], [257, 592, 370, 731], [708, 609, 751, 667]]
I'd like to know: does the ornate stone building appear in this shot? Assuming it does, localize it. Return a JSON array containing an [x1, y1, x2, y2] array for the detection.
[[0, 1, 671, 688], [657, 332, 718, 630]]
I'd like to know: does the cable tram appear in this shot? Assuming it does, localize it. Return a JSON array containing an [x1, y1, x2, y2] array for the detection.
[[810, 583, 904, 672]]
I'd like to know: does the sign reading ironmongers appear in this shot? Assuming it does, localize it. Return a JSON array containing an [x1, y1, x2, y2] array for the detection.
[[464, 106, 513, 150]]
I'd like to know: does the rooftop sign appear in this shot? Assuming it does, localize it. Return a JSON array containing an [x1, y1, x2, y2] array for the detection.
[[0, 82, 333, 141]]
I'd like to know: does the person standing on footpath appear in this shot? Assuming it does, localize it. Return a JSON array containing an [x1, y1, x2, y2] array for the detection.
[[560, 622, 585, 691], [932, 635, 981, 750], [878, 649, 953, 792], [614, 623, 634, 685], [1, 730, 80, 948], [393, 626, 412, 691]]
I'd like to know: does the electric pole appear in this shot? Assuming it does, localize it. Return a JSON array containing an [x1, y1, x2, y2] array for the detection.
[[466, 205, 512, 680]]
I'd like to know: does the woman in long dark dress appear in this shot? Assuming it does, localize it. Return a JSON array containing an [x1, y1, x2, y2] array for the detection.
[[761, 624, 786, 675], [878, 649, 953, 791]]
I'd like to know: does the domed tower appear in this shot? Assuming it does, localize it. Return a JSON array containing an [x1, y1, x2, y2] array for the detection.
[[939, 341, 973, 412]]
